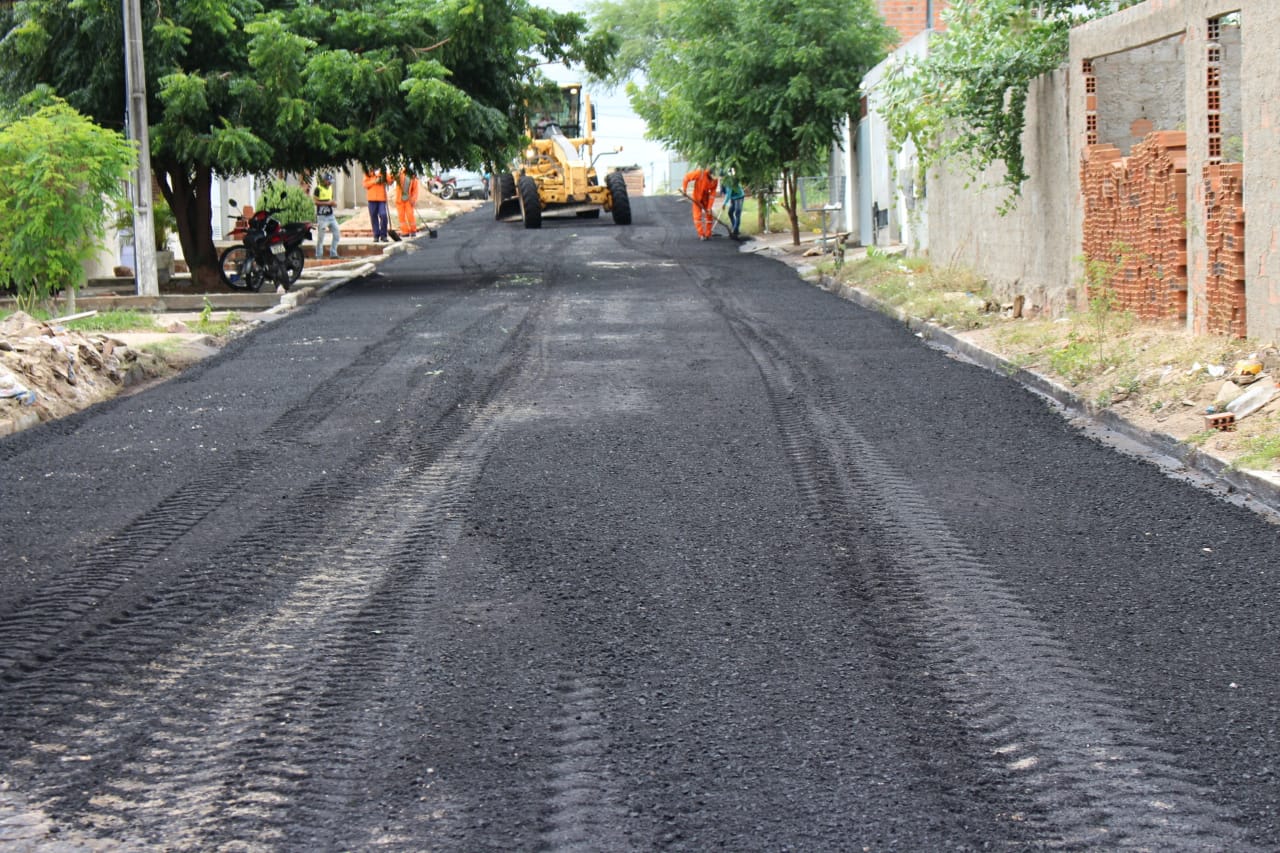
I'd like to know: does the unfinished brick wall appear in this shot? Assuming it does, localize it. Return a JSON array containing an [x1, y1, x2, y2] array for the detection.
[[1203, 163, 1246, 337], [1080, 131, 1188, 322], [878, 0, 946, 45], [1199, 16, 1246, 339]]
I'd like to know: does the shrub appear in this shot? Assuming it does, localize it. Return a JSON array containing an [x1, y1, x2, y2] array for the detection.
[[256, 180, 315, 225], [0, 97, 136, 311]]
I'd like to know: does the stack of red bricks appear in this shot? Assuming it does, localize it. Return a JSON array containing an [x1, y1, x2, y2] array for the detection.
[[1080, 131, 1188, 322], [1203, 162, 1246, 338]]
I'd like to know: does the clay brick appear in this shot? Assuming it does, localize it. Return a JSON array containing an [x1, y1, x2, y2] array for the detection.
[[1205, 412, 1236, 431], [1151, 131, 1187, 148]]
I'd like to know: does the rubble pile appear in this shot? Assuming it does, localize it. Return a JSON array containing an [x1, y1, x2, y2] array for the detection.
[[0, 311, 155, 437]]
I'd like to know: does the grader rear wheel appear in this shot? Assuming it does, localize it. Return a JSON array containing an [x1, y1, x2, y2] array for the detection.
[[518, 175, 542, 229]]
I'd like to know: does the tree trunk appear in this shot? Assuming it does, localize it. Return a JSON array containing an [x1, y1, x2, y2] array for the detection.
[[781, 169, 800, 246], [155, 160, 223, 291]]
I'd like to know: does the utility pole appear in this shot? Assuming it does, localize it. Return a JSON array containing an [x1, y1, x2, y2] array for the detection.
[[122, 0, 158, 297]]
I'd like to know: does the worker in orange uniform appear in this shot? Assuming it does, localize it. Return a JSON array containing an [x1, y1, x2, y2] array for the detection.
[[395, 169, 420, 237], [682, 165, 718, 240], [363, 169, 391, 242]]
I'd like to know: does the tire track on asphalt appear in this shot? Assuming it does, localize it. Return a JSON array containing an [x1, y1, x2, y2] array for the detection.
[[0, 298, 527, 846], [0, 260, 633, 849], [0, 303, 503, 686], [0, 296, 539, 848], [705, 282, 1256, 850], [540, 675, 630, 852]]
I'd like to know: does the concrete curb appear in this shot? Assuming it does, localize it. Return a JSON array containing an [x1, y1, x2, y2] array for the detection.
[[264, 261, 379, 316], [817, 274, 1280, 520]]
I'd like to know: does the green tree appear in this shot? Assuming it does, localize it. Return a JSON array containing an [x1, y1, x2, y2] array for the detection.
[[879, 0, 1142, 209], [583, 0, 665, 91], [620, 0, 893, 244], [0, 0, 611, 288], [0, 97, 136, 311]]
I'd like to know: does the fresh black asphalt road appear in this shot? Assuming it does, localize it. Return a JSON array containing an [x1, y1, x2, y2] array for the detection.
[[2, 196, 1280, 850]]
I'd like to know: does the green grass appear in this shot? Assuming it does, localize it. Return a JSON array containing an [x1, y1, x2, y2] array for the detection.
[[1, 308, 161, 332], [1232, 429, 1280, 471], [846, 253, 908, 286], [1184, 429, 1216, 447], [837, 252, 997, 332], [138, 339, 184, 357], [1048, 338, 1102, 385], [735, 198, 824, 237], [1, 304, 243, 338], [65, 311, 162, 333]]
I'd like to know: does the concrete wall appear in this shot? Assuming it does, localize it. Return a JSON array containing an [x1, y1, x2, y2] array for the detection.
[[879, 0, 1280, 342], [1092, 33, 1186, 154], [925, 68, 1075, 316]]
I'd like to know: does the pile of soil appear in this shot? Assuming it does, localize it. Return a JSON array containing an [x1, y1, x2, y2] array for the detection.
[[0, 311, 168, 437]]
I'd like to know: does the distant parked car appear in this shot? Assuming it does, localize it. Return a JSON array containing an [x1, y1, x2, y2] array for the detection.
[[438, 170, 489, 200]]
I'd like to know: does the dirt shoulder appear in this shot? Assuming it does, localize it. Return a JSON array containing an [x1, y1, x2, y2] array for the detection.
[[0, 311, 231, 437], [0, 198, 484, 438], [751, 236, 1280, 515]]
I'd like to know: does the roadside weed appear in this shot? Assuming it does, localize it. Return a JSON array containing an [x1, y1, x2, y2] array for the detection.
[[839, 253, 995, 331], [1049, 336, 1098, 385], [1232, 429, 1280, 471], [193, 299, 241, 336], [65, 310, 161, 333], [1, 307, 161, 332], [1185, 430, 1216, 447]]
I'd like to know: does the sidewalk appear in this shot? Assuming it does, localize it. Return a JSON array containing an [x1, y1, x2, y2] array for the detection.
[[334, 197, 483, 239]]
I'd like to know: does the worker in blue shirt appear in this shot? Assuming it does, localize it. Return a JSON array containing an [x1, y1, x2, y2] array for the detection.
[[721, 169, 745, 239]]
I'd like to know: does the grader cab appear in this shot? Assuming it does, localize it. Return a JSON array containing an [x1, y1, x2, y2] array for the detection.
[[493, 83, 632, 228]]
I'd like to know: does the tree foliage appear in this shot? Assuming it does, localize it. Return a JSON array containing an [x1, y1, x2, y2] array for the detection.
[[583, 0, 665, 91], [0, 0, 611, 287], [0, 96, 136, 311], [879, 0, 1143, 210], [617, 0, 892, 244]]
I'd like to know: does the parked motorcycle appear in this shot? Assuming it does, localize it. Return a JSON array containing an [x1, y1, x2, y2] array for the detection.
[[427, 174, 457, 200], [218, 201, 311, 292]]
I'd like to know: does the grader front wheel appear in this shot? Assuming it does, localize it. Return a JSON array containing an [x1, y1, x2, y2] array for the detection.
[[493, 173, 518, 220], [606, 171, 632, 225]]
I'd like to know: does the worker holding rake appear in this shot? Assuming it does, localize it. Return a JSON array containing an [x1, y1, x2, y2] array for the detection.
[[681, 165, 719, 240]]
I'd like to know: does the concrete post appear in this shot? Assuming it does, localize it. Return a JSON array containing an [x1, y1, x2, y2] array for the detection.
[[122, 0, 157, 298]]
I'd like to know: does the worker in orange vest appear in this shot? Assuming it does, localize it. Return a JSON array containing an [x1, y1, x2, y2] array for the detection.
[[682, 165, 718, 240], [363, 169, 391, 242], [395, 169, 420, 237]]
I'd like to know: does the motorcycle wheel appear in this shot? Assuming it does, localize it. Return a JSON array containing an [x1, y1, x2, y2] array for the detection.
[[285, 246, 305, 285], [440, 183, 456, 200], [218, 245, 262, 291]]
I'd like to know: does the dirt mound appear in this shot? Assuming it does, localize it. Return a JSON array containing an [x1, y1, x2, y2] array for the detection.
[[0, 311, 165, 436]]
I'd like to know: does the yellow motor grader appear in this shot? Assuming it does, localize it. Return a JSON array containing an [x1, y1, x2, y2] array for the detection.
[[493, 83, 632, 228]]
